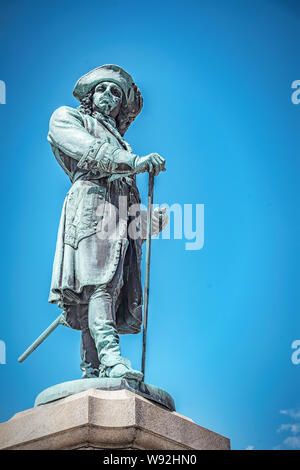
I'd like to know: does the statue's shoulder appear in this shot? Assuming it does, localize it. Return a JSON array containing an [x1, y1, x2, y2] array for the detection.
[[50, 105, 84, 125]]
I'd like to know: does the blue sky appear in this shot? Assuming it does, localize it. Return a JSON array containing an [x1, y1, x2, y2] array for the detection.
[[0, 0, 299, 450]]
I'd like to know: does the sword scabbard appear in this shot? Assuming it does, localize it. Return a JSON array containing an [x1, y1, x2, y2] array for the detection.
[[18, 314, 63, 363]]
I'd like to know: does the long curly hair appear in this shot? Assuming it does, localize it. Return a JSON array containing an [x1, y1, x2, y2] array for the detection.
[[77, 89, 94, 116]]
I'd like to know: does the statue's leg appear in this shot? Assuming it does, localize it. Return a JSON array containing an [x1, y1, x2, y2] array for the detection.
[[79, 304, 100, 378], [88, 285, 143, 381]]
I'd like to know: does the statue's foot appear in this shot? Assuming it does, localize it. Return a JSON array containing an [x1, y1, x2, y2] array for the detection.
[[106, 363, 143, 381]]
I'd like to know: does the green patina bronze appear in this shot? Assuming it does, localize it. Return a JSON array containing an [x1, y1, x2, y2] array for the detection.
[[35, 378, 175, 411], [19, 65, 171, 405]]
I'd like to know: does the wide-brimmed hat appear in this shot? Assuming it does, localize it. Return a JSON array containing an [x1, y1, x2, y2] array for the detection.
[[73, 64, 143, 136]]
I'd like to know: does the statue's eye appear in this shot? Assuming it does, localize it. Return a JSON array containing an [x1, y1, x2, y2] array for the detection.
[[98, 84, 106, 92], [111, 87, 121, 98]]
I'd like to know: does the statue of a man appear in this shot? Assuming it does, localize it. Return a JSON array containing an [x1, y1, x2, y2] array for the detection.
[[47, 65, 166, 381]]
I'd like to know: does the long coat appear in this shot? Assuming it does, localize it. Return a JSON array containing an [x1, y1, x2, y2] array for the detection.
[[48, 106, 143, 335]]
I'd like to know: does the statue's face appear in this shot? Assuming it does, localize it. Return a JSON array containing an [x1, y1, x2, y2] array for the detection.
[[92, 81, 123, 119]]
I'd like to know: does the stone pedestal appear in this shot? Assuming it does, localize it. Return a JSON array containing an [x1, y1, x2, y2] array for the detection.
[[0, 389, 230, 450]]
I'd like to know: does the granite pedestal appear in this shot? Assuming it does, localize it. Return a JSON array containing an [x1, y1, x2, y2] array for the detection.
[[0, 388, 230, 450]]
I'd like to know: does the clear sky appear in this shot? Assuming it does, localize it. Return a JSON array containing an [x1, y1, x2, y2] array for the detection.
[[0, 0, 299, 450]]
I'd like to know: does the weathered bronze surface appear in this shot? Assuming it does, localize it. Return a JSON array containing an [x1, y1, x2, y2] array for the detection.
[[45, 65, 167, 382]]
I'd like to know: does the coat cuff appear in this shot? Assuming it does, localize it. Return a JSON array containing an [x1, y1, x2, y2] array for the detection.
[[77, 141, 137, 174]]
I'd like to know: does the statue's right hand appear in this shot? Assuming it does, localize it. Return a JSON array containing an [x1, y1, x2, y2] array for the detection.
[[134, 153, 166, 176]]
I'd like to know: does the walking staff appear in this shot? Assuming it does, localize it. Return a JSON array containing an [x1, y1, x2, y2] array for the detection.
[[141, 173, 155, 379]]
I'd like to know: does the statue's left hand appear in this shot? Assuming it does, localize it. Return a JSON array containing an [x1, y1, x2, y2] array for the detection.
[[152, 207, 168, 236], [141, 207, 168, 239]]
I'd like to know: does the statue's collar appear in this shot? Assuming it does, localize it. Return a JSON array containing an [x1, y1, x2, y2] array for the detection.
[[92, 111, 116, 129], [91, 111, 132, 152]]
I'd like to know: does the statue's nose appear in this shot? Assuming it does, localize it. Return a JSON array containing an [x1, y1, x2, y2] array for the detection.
[[103, 87, 113, 97]]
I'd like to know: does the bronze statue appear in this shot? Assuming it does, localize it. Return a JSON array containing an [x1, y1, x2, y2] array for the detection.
[[45, 64, 167, 380]]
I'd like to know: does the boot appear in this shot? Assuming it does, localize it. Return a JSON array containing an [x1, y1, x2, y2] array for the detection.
[[80, 328, 101, 378], [105, 356, 143, 381], [88, 285, 143, 381]]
